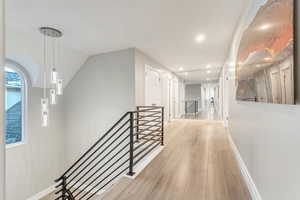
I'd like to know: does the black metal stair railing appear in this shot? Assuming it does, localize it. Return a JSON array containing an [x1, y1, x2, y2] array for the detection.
[[54, 106, 164, 200]]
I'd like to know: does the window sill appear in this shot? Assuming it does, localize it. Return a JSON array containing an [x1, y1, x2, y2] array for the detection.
[[6, 141, 26, 149]]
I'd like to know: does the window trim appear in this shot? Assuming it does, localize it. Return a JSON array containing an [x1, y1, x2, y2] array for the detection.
[[5, 60, 29, 148]]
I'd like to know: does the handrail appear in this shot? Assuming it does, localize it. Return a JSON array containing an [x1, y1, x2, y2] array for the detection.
[[54, 106, 164, 200]]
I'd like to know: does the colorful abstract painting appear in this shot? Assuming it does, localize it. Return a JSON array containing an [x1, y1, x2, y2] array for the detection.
[[236, 0, 294, 104]]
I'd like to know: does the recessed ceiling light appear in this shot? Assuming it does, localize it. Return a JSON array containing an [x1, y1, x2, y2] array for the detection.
[[207, 70, 211, 74], [179, 67, 184, 71], [184, 72, 188, 76], [206, 64, 211, 69], [196, 34, 206, 43], [228, 62, 235, 66], [264, 57, 272, 61], [260, 24, 271, 30]]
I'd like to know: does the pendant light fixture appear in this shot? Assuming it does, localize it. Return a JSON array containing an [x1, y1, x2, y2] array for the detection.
[[39, 27, 63, 127]]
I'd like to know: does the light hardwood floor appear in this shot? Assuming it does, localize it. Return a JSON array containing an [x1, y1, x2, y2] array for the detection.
[[102, 120, 251, 200], [42, 189, 100, 200]]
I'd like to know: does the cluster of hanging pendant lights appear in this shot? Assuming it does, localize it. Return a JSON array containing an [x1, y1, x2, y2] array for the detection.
[[39, 27, 63, 127]]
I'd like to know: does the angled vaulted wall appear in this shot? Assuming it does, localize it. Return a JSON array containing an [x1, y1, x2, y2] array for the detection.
[[223, 0, 300, 199], [63, 48, 136, 166]]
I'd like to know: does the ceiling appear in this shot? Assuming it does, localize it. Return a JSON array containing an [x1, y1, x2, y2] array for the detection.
[[6, 0, 249, 85]]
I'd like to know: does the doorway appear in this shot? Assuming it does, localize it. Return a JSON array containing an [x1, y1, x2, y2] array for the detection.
[[145, 66, 162, 106], [280, 65, 293, 104]]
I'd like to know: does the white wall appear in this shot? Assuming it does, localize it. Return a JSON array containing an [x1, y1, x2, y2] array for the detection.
[[3, 17, 87, 200], [223, 0, 300, 199], [64, 48, 135, 165], [6, 87, 65, 200], [0, 0, 5, 198], [3, 26, 84, 200]]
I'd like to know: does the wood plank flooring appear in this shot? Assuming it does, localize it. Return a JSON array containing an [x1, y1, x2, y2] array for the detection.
[[102, 120, 251, 200], [42, 189, 100, 200]]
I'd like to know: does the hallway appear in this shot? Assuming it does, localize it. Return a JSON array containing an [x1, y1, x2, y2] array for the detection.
[[183, 106, 220, 121], [102, 120, 251, 200]]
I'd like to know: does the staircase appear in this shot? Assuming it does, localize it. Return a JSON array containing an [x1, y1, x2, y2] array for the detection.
[[54, 106, 164, 200]]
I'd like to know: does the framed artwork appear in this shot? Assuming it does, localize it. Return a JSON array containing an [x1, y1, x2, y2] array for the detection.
[[236, 0, 294, 104]]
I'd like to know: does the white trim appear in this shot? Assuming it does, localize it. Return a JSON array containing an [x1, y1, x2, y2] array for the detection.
[[228, 134, 262, 200], [26, 184, 56, 200], [124, 145, 164, 179], [69, 180, 105, 197], [5, 60, 29, 147], [5, 141, 25, 149]]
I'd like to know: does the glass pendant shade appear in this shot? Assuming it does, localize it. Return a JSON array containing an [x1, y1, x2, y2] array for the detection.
[[42, 111, 49, 127], [41, 98, 49, 127], [57, 79, 63, 95], [51, 68, 58, 84], [50, 89, 56, 105], [41, 98, 49, 112]]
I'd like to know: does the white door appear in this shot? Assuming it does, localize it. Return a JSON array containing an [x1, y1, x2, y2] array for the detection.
[[280, 65, 293, 104], [145, 68, 162, 106], [161, 75, 170, 122], [173, 79, 179, 118], [270, 70, 281, 104], [255, 73, 268, 102], [168, 79, 174, 120]]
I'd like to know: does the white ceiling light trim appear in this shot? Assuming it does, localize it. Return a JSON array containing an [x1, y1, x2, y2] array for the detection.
[[195, 34, 206, 43]]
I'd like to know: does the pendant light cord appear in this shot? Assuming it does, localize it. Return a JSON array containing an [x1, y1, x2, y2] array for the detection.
[[57, 37, 60, 72], [43, 33, 47, 98], [53, 37, 55, 70]]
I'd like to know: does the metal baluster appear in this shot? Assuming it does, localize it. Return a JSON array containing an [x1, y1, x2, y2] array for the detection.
[[161, 107, 164, 146], [136, 106, 139, 142], [194, 100, 197, 117], [62, 176, 67, 200], [127, 112, 135, 176]]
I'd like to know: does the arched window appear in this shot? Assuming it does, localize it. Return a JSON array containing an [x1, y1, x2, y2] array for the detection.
[[5, 61, 27, 145]]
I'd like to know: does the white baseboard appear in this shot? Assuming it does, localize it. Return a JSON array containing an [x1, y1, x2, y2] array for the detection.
[[26, 184, 56, 200], [228, 134, 262, 200]]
